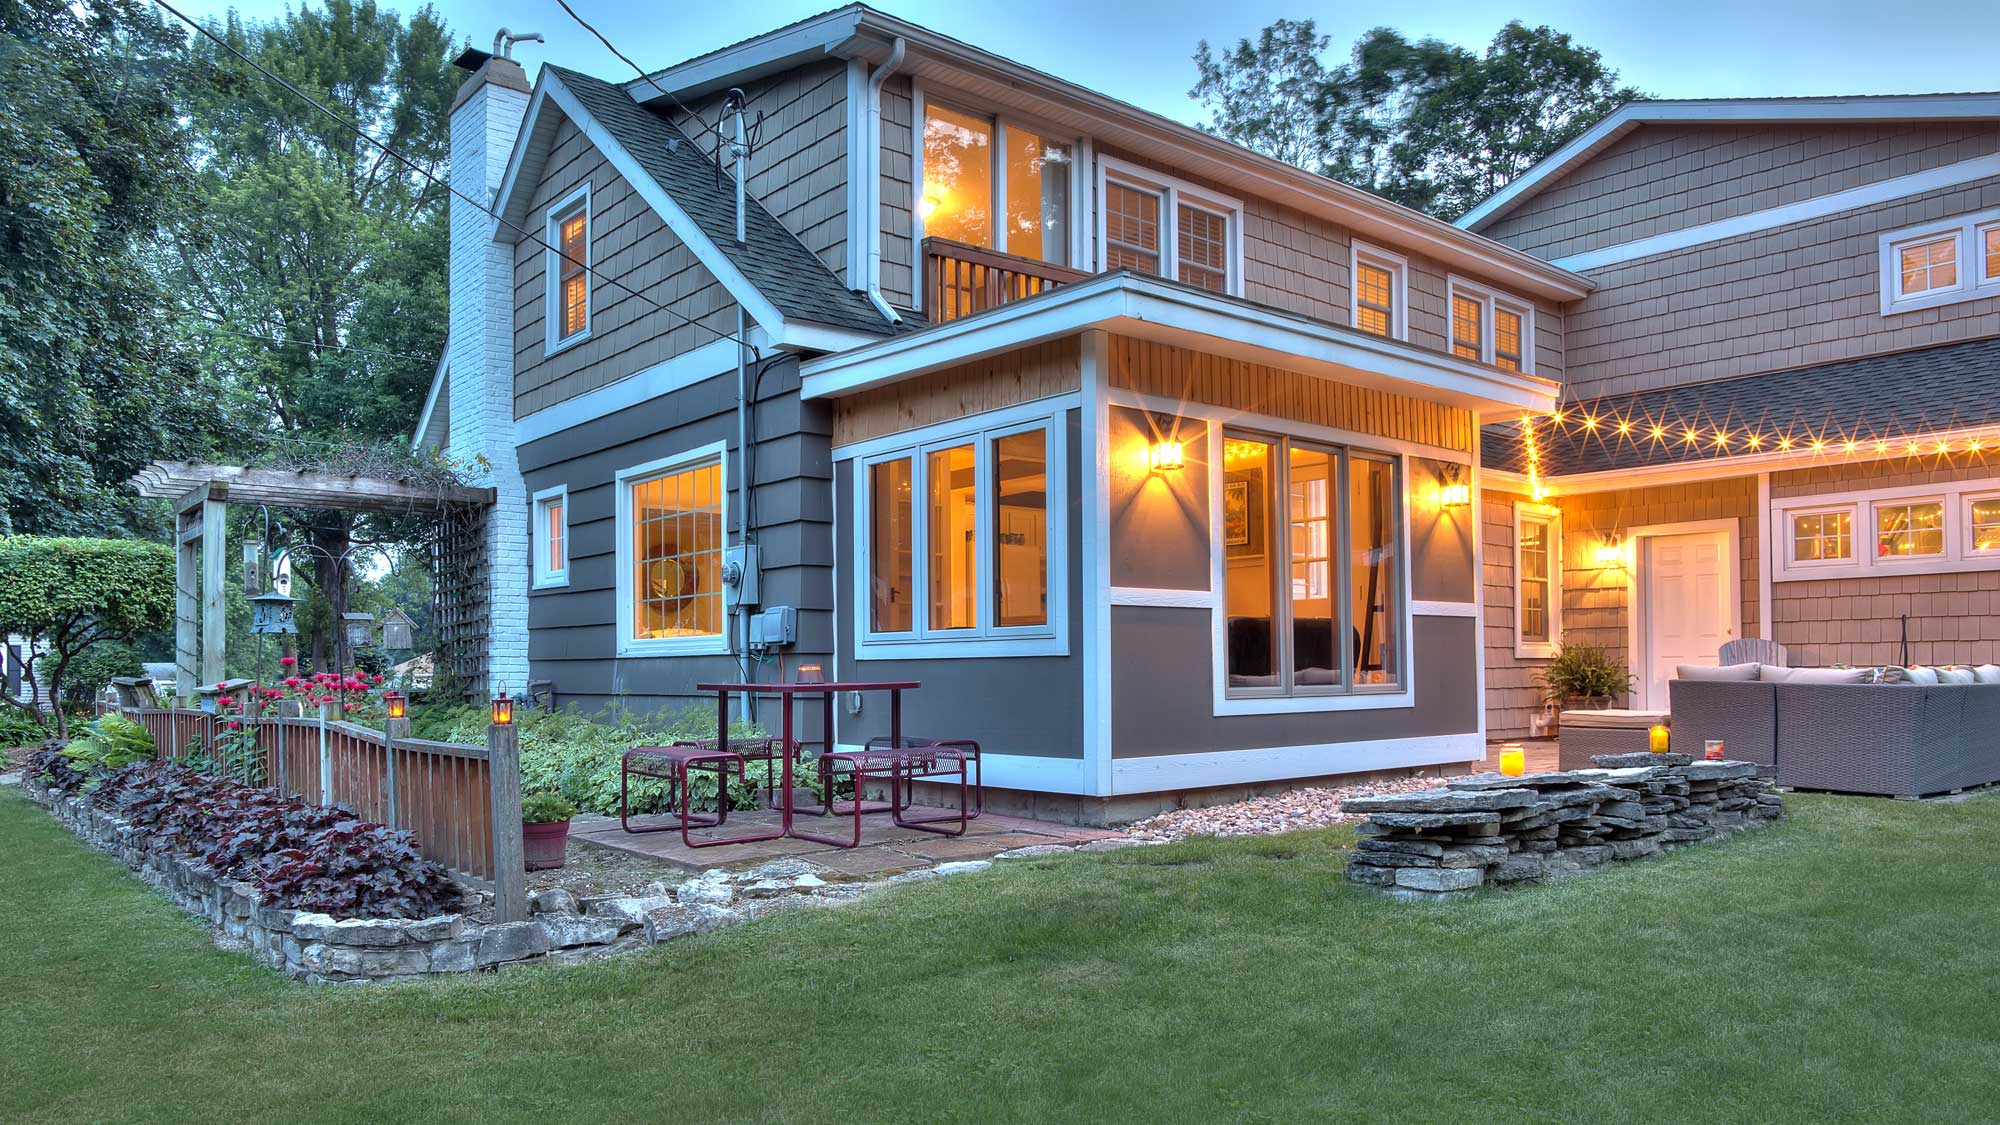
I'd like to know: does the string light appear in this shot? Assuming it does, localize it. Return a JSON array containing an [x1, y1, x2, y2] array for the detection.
[[1745, 433, 1763, 449], [1583, 414, 1599, 432], [1616, 420, 1632, 436]]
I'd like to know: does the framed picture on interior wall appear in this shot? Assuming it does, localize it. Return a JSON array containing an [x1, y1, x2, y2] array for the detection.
[[1224, 469, 1264, 559]]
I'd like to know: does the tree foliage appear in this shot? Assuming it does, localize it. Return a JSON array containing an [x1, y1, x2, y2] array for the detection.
[[0, 536, 174, 735], [0, 0, 216, 536], [1193, 20, 1640, 220]]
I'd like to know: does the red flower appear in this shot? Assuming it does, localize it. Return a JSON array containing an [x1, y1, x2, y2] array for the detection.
[[284, 678, 301, 688], [227, 721, 242, 730], [218, 696, 235, 708], [213, 682, 226, 691], [279, 656, 297, 667]]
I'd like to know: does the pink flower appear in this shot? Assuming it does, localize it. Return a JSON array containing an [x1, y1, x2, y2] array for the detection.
[[279, 656, 297, 668], [213, 682, 226, 691], [227, 721, 242, 731]]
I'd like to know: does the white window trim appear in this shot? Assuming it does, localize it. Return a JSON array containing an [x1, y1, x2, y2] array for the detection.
[[1781, 504, 1858, 573], [1877, 206, 2000, 316], [1349, 240, 1410, 342], [1870, 495, 1949, 562], [531, 484, 570, 590], [1446, 275, 1536, 374], [1094, 155, 1245, 297], [614, 440, 730, 657], [852, 405, 1070, 660], [544, 183, 592, 356], [1513, 502, 1561, 659], [911, 83, 1091, 282], [1207, 426, 1414, 716], [1771, 476, 2000, 581]]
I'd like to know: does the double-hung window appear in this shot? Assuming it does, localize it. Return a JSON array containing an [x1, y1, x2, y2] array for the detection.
[[1513, 504, 1560, 658], [859, 413, 1066, 657], [1447, 277, 1535, 373], [532, 486, 569, 589], [615, 443, 727, 656], [920, 101, 1074, 266], [545, 184, 591, 351], [1097, 158, 1242, 295], [1221, 432, 1402, 696], [1350, 242, 1408, 340], [1879, 208, 2000, 314]]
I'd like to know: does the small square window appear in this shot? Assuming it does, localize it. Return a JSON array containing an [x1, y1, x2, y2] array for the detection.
[[1792, 510, 1852, 562], [1971, 497, 2000, 553], [1983, 225, 2000, 284], [1876, 501, 1944, 558], [1897, 235, 1958, 297]]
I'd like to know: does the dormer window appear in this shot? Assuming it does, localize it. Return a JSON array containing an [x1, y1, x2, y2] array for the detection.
[[1095, 157, 1241, 296], [545, 184, 591, 352]]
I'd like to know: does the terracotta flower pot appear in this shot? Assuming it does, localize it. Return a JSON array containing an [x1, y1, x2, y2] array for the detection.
[[522, 818, 570, 871]]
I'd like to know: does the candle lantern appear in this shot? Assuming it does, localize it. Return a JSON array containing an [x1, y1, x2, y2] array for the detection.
[[385, 691, 406, 720], [1649, 723, 1670, 754], [491, 694, 514, 727], [1499, 747, 1526, 777], [1704, 739, 1725, 761]]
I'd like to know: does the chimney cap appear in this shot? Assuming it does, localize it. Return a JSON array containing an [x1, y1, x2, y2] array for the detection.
[[452, 46, 493, 72]]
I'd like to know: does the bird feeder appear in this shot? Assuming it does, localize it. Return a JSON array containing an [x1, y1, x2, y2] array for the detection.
[[341, 612, 377, 649], [381, 607, 416, 651], [250, 591, 299, 635]]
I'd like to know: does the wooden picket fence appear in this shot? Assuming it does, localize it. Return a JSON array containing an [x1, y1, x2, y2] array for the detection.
[[119, 706, 501, 886]]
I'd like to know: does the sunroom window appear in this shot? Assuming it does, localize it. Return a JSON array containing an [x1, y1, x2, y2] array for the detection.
[[1222, 432, 1401, 695]]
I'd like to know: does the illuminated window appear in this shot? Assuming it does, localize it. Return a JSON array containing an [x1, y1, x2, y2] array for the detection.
[[1448, 278, 1534, 371], [1494, 306, 1526, 373], [532, 487, 569, 589], [1971, 497, 2000, 552], [927, 444, 978, 631], [1103, 181, 1162, 275], [1880, 209, 2000, 314], [1098, 159, 1240, 293], [1514, 506, 1559, 657], [1876, 501, 1944, 558], [1897, 235, 1957, 297], [992, 430, 1048, 628], [1351, 242, 1406, 340], [545, 186, 591, 350], [921, 104, 992, 249], [1792, 509, 1852, 563], [1177, 204, 1229, 292], [869, 459, 913, 632], [1223, 431, 1402, 696], [1985, 225, 2000, 284], [616, 447, 727, 655], [921, 103, 1071, 265], [1450, 294, 1483, 361]]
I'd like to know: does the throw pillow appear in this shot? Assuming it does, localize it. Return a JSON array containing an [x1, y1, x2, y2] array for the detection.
[[1937, 666, 1976, 685], [1902, 665, 1941, 686], [1973, 664, 2000, 684], [1676, 662, 1761, 682], [1773, 666, 1872, 685]]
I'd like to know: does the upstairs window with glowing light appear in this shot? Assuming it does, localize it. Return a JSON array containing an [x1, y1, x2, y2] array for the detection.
[[1896, 234, 1957, 298], [1791, 509, 1852, 563], [920, 103, 1071, 266], [1450, 294, 1483, 361], [1984, 224, 2000, 284], [1103, 181, 1162, 275], [545, 188, 591, 349], [1351, 242, 1406, 340], [1098, 160, 1241, 293], [1875, 501, 1944, 558], [1447, 279, 1534, 371]]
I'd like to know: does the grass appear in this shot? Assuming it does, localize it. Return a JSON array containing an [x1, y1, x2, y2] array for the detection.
[[3, 788, 1998, 1123]]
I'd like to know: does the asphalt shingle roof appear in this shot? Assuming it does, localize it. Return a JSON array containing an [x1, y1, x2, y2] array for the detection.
[[1482, 335, 2000, 476], [551, 66, 892, 337]]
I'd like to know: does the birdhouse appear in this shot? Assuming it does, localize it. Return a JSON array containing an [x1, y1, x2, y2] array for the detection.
[[342, 612, 377, 649], [380, 607, 416, 651], [250, 591, 298, 635]]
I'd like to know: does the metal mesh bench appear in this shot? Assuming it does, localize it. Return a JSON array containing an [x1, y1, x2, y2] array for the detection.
[[790, 738, 982, 848], [619, 744, 784, 848]]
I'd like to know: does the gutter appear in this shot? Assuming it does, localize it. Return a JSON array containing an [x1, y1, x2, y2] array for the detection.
[[860, 36, 907, 325]]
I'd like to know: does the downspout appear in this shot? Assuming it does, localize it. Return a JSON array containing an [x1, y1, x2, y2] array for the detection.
[[863, 37, 907, 325]]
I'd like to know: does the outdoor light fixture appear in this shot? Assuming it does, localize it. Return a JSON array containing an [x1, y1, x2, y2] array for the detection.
[[795, 663, 825, 684], [1596, 537, 1623, 566], [1149, 439, 1186, 473], [491, 694, 513, 726], [917, 193, 940, 220], [1438, 462, 1470, 508], [385, 691, 406, 720]]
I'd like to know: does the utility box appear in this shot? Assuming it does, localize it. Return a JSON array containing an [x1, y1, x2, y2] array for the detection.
[[722, 544, 760, 610], [749, 605, 796, 649]]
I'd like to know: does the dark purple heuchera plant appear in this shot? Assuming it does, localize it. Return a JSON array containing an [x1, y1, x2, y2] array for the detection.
[[89, 763, 458, 920]]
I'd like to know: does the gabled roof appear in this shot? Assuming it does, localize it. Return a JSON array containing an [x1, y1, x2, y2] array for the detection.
[[491, 65, 893, 344], [623, 4, 1595, 304], [1458, 93, 2000, 233], [1480, 335, 2000, 478]]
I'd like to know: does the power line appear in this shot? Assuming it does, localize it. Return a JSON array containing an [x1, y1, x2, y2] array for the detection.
[[191, 317, 441, 363], [152, 0, 755, 357], [553, 0, 736, 159]]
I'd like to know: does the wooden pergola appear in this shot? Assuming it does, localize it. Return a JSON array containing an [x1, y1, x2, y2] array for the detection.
[[130, 462, 495, 700]]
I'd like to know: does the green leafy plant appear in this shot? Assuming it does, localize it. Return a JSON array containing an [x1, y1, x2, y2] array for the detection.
[[521, 792, 575, 824], [58, 714, 156, 784], [1534, 641, 1633, 707], [0, 537, 174, 737]]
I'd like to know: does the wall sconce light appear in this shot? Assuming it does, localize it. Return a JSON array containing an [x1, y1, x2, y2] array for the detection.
[[385, 691, 406, 720], [491, 693, 513, 727], [1149, 439, 1186, 473], [1595, 537, 1624, 566], [1439, 463, 1470, 508]]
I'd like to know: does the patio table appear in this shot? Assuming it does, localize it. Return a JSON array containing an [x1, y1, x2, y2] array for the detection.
[[696, 679, 919, 844]]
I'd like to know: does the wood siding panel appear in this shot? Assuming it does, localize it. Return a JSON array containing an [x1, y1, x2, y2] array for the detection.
[[832, 337, 1081, 446], [512, 114, 736, 417], [1105, 336, 1476, 453], [1485, 121, 2000, 259], [1481, 487, 1543, 738], [879, 74, 915, 308]]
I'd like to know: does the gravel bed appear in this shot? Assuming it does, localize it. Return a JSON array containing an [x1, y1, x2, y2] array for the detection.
[[1122, 774, 1448, 842]]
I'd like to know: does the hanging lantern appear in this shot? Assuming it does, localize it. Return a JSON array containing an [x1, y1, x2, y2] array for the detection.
[[250, 591, 298, 635], [381, 607, 415, 651]]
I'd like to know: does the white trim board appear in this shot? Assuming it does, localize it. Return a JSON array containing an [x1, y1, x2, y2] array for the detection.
[[515, 338, 742, 446], [411, 341, 449, 449], [612, 439, 733, 659], [1110, 732, 1484, 795], [1411, 600, 1479, 618], [1769, 473, 2000, 582], [1551, 152, 2000, 272], [1108, 387, 1472, 465], [829, 392, 1082, 461], [1110, 587, 1213, 608]]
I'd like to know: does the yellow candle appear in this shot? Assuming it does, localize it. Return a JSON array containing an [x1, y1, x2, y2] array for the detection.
[[1649, 723, 1670, 754], [1499, 748, 1526, 777]]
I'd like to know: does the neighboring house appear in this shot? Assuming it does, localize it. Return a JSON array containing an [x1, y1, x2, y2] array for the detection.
[[417, 6, 2000, 817], [1462, 96, 2000, 735]]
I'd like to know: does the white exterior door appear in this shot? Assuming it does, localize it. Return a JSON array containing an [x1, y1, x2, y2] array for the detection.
[[1641, 532, 1733, 707]]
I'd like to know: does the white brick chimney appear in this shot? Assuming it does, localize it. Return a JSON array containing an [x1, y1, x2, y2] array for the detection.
[[447, 52, 532, 698]]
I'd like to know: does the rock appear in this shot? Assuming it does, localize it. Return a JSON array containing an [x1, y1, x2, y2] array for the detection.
[[932, 860, 993, 876], [676, 878, 737, 905], [1394, 867, 1483, 892], [1354, 838, 1445, 856], [585, 895, 675, 930], [1682, 761, 1760, 781], [1596, 800, 1646, 820], [297, 942, 432, 979], [1489, 854, 1546, 883], [1345, 863, 1396, 886], [1349, 851, 1440, 869], [290, 913, 413, 947], [476, 920, 551, 966], [1591, 752, 1693, 768], [531, 888, 581, 916], [994, 844, 1075, 859], [1363, 811, 1502, 830], [1609, 838, 1663, 861], [1079, 838, 1145, 852], [739, 858, 817, 881], [888, 868, 940, 883], [642, 902, 736, 944], [740, 874, 828, 899], [538, 912, 626, 950], [428, 938, 479, 973], [1342, 788, 1538, 813], [1564, 845, 1612, 867], [1438, 844, 1509, 869]]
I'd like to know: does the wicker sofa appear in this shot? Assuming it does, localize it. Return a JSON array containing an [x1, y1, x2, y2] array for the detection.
[[1669, 679, 2000, 797]]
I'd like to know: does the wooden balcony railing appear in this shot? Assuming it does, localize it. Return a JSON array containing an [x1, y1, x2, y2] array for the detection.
[[922, 237, 1089, 324]]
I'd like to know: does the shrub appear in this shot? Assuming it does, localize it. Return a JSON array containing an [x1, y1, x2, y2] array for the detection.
[[0, 709, 46, 749], [1535, 641, 1634, 706], [0, 537, 174, 737], [60, 713, 156, 779], [521, 792, 575, 823], [28, 739, 86, 793]]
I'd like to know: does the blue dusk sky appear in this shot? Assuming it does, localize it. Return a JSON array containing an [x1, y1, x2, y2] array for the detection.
[[171, 0, 1999, 127]]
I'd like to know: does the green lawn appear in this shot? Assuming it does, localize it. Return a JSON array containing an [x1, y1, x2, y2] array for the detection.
[[4, 787, 1998, 1123]]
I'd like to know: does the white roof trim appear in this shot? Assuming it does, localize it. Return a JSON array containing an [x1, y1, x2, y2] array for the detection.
[[411, 340, 449, 450], [1459, 93, 2000, 233], [626, 5, 1592, 302], [799, 272, 1560, 414]]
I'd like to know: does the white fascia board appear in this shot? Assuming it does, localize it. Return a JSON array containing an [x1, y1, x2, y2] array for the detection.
[[411, 341, 449, 449], [777, 320, 887, 354], [1460, 94, 2000, 232], [539, 71, 790, 341], [800, 274, 1560, 414], [489, 79, 553, 235], [620, 9, 866, 102]]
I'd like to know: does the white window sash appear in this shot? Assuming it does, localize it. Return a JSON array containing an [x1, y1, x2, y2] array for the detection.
[[1095, 156, 1244, 296], [614, 441, 730, 657], [914, 87, 1086, 270], [544, 183, 592, 355], [1447, 275, 1536, 373], [1349, 240, 1410, 342], [1768, 477, 2000, 581], [1878, 206, 2000, 315], [531, 484, 570, 589], [1513, 503, 1560, 659]]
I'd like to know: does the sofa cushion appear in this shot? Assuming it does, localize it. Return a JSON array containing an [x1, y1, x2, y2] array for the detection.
[[1973, 664, 2000, 684], [1676, 662, 1761, 682], [1559, 708, 1669, 730], [1901, 665, 1941, 685], [1937, 666, 1976, 685], [1763, 665, 1873, 685]]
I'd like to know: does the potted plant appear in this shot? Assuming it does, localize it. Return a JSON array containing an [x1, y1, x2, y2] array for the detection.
[[1534, 641, 1634, 723], [521, 791, 575, 871]]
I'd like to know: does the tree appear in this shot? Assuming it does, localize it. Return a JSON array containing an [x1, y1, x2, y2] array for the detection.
[[0, 537, 174, 737], [0, 0, 217, 537], [1192, 20, 1640, 220], [165, 0, 458, 673]]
